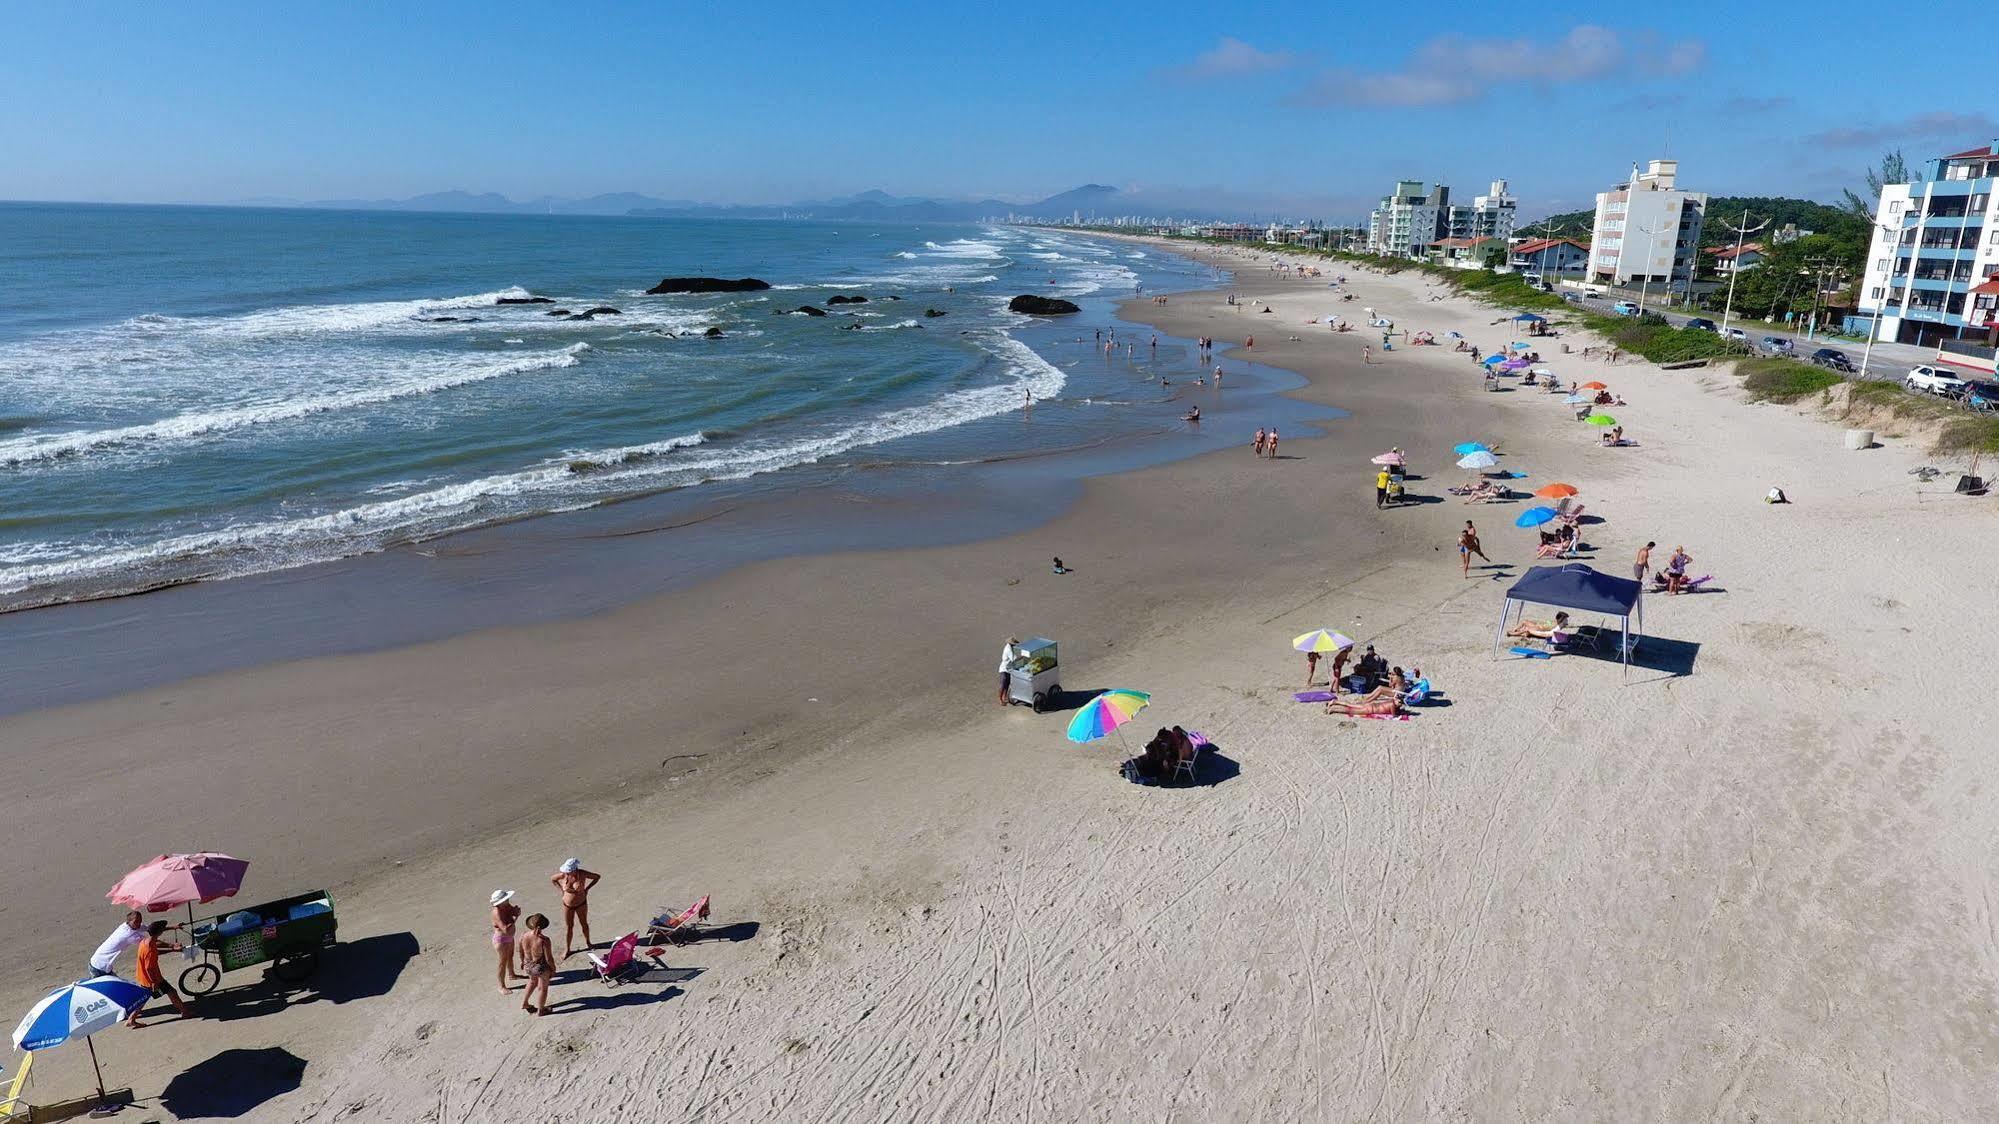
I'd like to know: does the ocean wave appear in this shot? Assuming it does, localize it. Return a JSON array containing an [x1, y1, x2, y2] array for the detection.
[[122, 286, 538, 340], [892, 251, 918, 259], [0, 342, 590, 467], [922, 239, 1004, 259]]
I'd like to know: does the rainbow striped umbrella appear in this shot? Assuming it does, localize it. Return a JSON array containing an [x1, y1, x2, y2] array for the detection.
[[1066, 690, 1151, 744]]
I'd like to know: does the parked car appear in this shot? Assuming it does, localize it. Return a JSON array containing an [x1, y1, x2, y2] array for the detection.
[[1758, 336, 1796, 354], [1581, 285, 1606, 297], [1904, 365, 1967, 397], [1684, 317, 1717, 332], [1962, 379, 1999, 411], [1719, 327, 1749, 342], [1810, 348, 1855, 372], [1611, 301, 1641, 316]]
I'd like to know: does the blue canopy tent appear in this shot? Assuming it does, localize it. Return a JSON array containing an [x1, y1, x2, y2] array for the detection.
[[1494, 563, 1644, 671], [1511, 312, 1547, 323]]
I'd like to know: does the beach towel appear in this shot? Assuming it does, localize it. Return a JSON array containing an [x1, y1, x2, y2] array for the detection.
[[1509, 647, 1554, 659], [1293, 691, 1336, 703]]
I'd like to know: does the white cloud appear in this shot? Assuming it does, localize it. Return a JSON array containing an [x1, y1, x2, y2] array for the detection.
[[1160, 38, 1297, 82], [1805, 111, 1999, 149], [1292, 25, 1703, 108]]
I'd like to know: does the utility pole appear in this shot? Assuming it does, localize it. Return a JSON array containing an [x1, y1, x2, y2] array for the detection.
[[1716, 208, 1770, 337], [1857, 217, 1901, 379]]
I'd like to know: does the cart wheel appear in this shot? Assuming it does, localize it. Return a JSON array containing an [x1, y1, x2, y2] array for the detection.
[[1031, 692, 1046, 713], [273, 945, 319, 983], [178, 962, 221, 996], [1045, 684, 1059, 707]]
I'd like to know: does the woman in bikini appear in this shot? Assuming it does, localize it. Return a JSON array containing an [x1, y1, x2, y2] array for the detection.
[[1326, 668, 1409, 716], [1459, 521, 1490, 577], [491, 889, 521, 993], [518, 914, 555, 1016], [1507, 612, 1571, 641]]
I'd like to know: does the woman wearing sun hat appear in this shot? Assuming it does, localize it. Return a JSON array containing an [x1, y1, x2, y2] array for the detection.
[[490, 889, 521, 993]]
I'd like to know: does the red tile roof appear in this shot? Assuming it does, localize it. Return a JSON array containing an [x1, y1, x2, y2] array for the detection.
[[1707, 243, 1766, 260], [1511, 237, 1587, 254], [1944, 144, 1996, 159], [1972, 276, 1999, 295]]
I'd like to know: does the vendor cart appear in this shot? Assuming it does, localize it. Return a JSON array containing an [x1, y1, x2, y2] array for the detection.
[[177, 890, 338, 995], [1004, 636, 1061, 712]]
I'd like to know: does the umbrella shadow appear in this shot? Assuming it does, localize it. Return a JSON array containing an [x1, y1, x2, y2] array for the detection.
[[160, 1046, 305, 1119]]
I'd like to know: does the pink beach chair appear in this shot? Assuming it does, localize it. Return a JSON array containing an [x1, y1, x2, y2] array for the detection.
[[588, 932, 646, 985], [648, 896, 712, 946]]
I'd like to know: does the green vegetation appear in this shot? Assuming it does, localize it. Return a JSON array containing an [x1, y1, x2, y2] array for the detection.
[[1739, 360, 1842, 402]]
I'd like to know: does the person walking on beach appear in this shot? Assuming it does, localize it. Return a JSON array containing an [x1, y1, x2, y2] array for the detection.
[[1245, 335, 1254, 350], [1362, 345, 1371, 364], [518, 914, 555, 1016], [1265, 428, 1278, 458], [552, 858, 601, 958], [1023, 388, 1033, 413], [1634, 541, 1654, 583], [1214, 365, 1223, 385], [1459, 521, 1491, 577], [491, 889, 521, 993], [1252, 428, 1266, 457], [89, 911, 146, 981], [1376, 467, 1391, 509], [999, 636, 1022, 704], [1303, 649, 1321, 689], [126, 921, 191, 1028]]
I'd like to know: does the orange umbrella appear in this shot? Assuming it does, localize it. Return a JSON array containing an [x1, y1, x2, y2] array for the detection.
[[1533, 483, 1579, 498], [1580, 381, 1608, 390]]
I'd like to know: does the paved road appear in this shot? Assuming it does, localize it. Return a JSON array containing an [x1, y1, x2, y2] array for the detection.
[[1559, 288, 1941, 381]]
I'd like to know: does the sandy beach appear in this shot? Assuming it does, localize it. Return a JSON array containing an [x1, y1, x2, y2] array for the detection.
[[7, 238, 1999, 1121]]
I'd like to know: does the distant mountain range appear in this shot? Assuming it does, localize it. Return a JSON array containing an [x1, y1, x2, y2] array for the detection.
[[232, 183, 1249, 222]]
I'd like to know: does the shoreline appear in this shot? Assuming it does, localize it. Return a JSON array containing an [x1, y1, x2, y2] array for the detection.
[[11, 238, 1999, 1120]]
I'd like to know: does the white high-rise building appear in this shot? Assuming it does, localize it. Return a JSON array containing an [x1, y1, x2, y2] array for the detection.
[[1857, 140, 1999, 347], [1588, 160, 1706, 289], [1367, 180, 1449, 258], [1452, 179, 1517, 243]]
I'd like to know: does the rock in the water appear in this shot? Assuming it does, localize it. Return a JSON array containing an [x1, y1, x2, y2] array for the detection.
[[826, 294, 868, 305], [1008, 295, 1081, 315], [840, 322, 865, 330], [646, 277, 771, 294], [580, 306, 620, 316], [547, 309, 571, 316], [417, 315, 481, 323], [924, 308, 948, 318], [496, 296, 555, 305], [703, 326, 725, 338], [794, 305, 828, 317], [883, 295, 902, 300]]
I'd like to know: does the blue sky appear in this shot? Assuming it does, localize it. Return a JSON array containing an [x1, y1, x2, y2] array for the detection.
[[3, 0, 1991, 219]]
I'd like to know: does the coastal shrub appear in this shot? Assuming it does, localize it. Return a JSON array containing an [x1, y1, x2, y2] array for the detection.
[[1937, 416, 1999, 454], [1739, 361, 1841, 402]]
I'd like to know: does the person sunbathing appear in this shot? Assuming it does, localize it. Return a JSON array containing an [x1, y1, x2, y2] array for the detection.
[[1507, 612, 1571, 640], [1326, 688, 1405, 717]]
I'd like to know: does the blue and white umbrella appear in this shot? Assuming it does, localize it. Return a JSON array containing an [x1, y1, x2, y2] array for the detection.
[[13, 975, 149, 1101]]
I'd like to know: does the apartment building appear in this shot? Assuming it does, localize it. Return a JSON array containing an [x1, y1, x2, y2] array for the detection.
[[1858, 141, 1999, 347], [1451, 180, 1518, 243], [1367, 181, 1450, 257], [1587, 159, 1706, 289]]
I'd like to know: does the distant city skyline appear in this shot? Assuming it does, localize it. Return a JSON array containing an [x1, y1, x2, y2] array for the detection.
[[4, 0, 1989, 220]]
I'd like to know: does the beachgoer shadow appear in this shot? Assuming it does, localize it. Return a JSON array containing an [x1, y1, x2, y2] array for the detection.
[[160, 1046, 305, 1119], [1267, 454, 1305, 460], [547, 985, 684, 1015], [1038, 687, 1104, 714], [1385, 494, 1444, 507], [1169, 745, 1241, 789]]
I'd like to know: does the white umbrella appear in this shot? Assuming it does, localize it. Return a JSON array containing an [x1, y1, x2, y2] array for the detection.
[[1456, 451, 1499, 470], [13, 975, 150, 1103]]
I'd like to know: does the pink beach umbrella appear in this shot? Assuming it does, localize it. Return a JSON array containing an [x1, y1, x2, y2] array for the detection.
[[1369, 451, 1404, 466], [108, 853, 249, 923]]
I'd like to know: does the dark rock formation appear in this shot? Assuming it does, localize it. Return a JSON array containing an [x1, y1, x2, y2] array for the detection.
[[1008, 295, 1081, 315], [794, 305, 828, 317], [924, 308, 948, 317], [547, 309, 571, 316], [496, 296, 555, 305], [826, 294, 868, 305], [646, 277, 771, 294], [703, 326, 725, 338], [417, 315, 481, 323], [883, 295, 902, 300], [580, 306, 621, 316]]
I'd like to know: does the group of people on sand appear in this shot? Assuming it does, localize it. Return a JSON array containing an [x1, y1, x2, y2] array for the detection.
[[1635, 541, 1697, 593], [1305, 641, 1421, 717], [488, 858, 602, 1015], [88, 911, 194, 1029], [1250, 427, 1281, 458], [1127, 726, 1202, 784]]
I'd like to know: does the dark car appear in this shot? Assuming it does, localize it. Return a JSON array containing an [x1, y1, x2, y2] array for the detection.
[[1962, 379, 1999, 410], [1684, 317, 1717, 332], [1810, 348, 1855, 372]]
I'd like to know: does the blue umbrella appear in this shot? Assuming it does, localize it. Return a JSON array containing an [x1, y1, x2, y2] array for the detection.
[[1482, 354, 1506, 366], [1515, 506, 1559, 527], [13, 975, 150, 1102], [1453, 441, 1490, 455]]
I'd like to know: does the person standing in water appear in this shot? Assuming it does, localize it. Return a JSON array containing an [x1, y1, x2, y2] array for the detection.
[[551, 858, 601, 958]]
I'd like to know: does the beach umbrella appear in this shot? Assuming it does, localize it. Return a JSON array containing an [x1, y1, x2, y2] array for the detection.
[[1456, 450, 1499, 470], [1580, 381, 1608, 390], [1445, 330, 1463, 339], [1452, 441, 1490, 455], [1066, 690, 1151, 745], [1292, 629, 1356, 653], [1369, 451, 1404, 466], [1585, 414, 1617, 427], [1481, 354, 1507, 367], [1515, 507, 1559, 528], [1533, 483, 1579, 499], [13, 976, 151, 1103], [109, 853, 249, 926]]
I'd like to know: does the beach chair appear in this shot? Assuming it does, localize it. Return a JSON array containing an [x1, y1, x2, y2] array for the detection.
[[588, 932, 646, 986], [1558, 503, 1587, 526], [648, 896, 711, 946], [1400, 679, 1432, 707], [1, 1052, 31, 1121]]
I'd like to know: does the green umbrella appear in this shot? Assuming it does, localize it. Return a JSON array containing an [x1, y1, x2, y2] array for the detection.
[[1585, 413, 1617, 426]]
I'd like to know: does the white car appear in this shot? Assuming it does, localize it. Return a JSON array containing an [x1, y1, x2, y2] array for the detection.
[[1719, 327, 1748, 342], [1904, 365, 1967, 397]]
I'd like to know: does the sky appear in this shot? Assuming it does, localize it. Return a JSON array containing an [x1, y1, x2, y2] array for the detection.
[[3, 0, 1991, 221]]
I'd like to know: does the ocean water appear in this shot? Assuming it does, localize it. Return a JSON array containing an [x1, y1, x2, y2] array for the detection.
[[0, 204, 1231, 611]]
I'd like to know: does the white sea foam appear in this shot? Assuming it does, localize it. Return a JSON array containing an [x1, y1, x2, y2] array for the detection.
[[892, 251, 918, 259], [922, 239, 1005, 259], [0, 343, 590, 467]]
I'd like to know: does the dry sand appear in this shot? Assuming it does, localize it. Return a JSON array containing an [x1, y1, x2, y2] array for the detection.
[[5, 240, 1998, 1121]]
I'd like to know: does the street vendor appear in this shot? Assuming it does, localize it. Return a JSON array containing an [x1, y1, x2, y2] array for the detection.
[[998, 637, 1023, 705]]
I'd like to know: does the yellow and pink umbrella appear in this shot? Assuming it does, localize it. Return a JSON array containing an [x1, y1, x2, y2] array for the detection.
[[1066, 689, 1151, 745]]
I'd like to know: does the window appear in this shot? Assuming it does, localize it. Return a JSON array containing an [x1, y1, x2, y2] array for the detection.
[[1889, 200, 1902, 214], [1876, 258, 1888, 272], [1870, 287, 1884, 300]]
